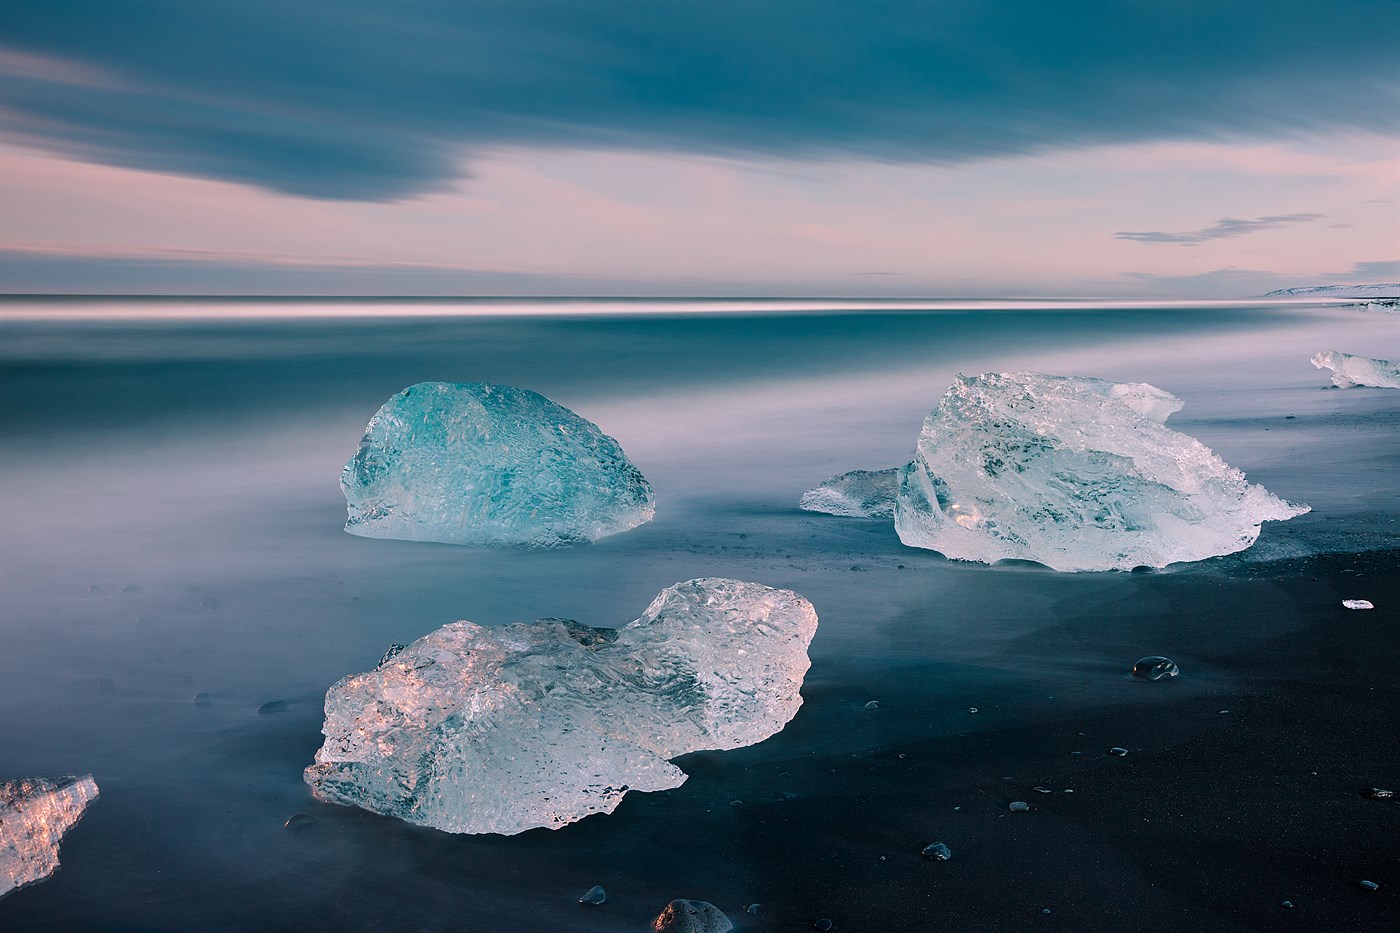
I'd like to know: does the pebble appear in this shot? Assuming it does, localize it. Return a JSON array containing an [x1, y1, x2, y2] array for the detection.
[[1342, 599, 1374, 610], [578, 885, 606, 905], [1109, 747, 1128, 757], [922, 842, 952, 860], [1009, 801, 1030, 812], [651, 899, 734, 933]]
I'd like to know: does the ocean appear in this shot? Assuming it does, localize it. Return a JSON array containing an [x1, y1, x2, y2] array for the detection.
[[1, 297, 1396, 931]]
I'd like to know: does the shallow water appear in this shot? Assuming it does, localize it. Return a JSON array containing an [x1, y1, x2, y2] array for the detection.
[[1, 299, 1396, 930]]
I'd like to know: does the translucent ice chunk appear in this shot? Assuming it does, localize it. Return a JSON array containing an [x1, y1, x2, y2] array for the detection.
[[1311, 350, 1400, 389], [342, 382, 655, 547], [922, 841, 952, 860], [305, 578, 817, 835], [579, 885, 606, 905], [652, 899, 734, 932], [800, 467, 901, 518], [1132, 656, 1180, 680], [1, 774, 99, 897], [894, 373, 1308, 571]]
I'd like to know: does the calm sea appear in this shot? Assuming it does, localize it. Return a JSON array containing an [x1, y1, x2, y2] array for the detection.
[[1, 297, 1396, 930]]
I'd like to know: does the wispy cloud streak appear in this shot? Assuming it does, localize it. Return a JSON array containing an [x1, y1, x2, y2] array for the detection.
[[1115, 213, 1324, 245]]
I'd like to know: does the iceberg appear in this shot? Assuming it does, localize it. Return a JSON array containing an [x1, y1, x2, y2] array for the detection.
[[1264, 284, 1399, 299], [342, 382, 654, 547], [1310, 350, 1400, 389], [305, 578, 817, 835], [1, 774, 99, 898], [893, 373, 1308, 571], [799, 467, 902, 517]]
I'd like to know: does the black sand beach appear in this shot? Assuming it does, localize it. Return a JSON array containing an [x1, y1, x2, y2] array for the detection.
[[1, 302, 1396, 931]]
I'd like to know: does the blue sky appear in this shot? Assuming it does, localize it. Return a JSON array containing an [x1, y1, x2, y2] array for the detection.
[[1, 0, 1396, 296]]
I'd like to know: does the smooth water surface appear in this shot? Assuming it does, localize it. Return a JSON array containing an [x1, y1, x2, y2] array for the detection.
[[1, 299, 1397, 931]]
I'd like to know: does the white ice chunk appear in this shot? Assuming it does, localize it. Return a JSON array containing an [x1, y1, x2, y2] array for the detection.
[[1, 774, 99, 897], [893, 372, 1308, 572], [1310, 350, 1400, 389], [342, 382, 655, 547], [800, 467, 902, 517], [304, 578, 817, 835], [1342, 599, 1374, 610]]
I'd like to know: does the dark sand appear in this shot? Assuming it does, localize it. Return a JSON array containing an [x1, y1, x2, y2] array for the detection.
[[2, 305, 1396, 931]]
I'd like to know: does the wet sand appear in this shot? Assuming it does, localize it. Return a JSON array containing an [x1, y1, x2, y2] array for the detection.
[[1, 302, 1396, 931]]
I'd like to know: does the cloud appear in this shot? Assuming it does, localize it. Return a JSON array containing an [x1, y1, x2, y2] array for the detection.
[[1114, 213, 1324, 244], [0, 1, 1396, 200], [1324, 259, 1400, 281]]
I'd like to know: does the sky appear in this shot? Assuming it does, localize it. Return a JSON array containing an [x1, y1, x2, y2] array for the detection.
[[0, 0, 1397, 298]]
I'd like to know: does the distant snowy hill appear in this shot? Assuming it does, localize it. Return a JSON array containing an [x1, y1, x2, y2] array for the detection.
[[1264, 283, 1399, 298]]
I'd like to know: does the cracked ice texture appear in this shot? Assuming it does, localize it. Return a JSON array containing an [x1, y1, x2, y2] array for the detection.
[[1311, 350, 1400, 389], [304, 578, 817, 835], [800, 468, 901, 518], [1, 775, 99, 898], [342, 382, 654, 547], [893, 373, 1308, 571]]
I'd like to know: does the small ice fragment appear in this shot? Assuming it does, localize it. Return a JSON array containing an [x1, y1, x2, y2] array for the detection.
[[1033, 786, 1053, 794], [1132, 656, 1180, 681], [1310, 350, 1400, 389], [651, 899, 734, 932], [1109, 747, 1128, 757], [305, 579, 818, 835], [342, 382, 655, 547], [814, 921, 834, 932], [284, 813, 316, 830], [1342, 599, 1374, 610], [864, 700, 880, 710], [0, 774, 100, 897], [968, 707, 978, 714], [579, 885, 606, 905], [800, 467, 902, 518], [746, 903, 760, 914], [98, 678, 116, 694], [1368, 788, 1394, 800], [893, 372, 1308, 571], [1009, 801, 1030, 812], [922, 842, 952, 860], [257, 700, 289, 715], [193, 692, 213, 707], [1359, 880, 1379, 891], [1042, 908, 1051, 915], [1280, 900, 1295, 908]]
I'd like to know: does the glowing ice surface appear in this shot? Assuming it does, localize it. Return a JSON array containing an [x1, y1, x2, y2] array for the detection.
[[800, 467, 901, 518], [894, 373, 1308, 571], [305, 579, 817, 835], [1310, 351, 1400, 389], [0, 775, 99, 897], [342, 382, 654, 546]]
